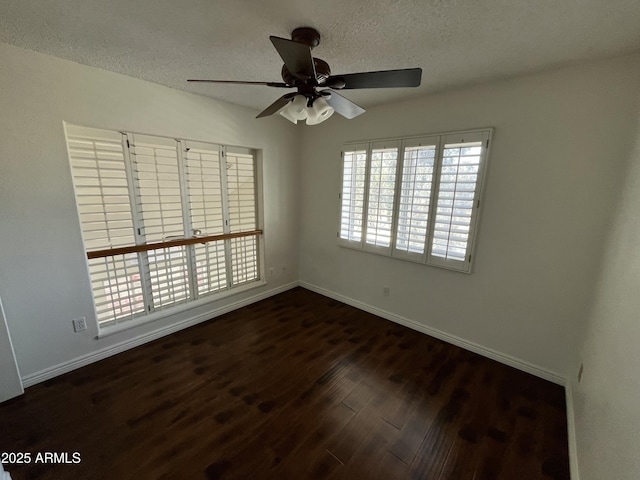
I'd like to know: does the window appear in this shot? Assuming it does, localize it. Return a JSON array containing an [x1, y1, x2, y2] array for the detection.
[[66, 124, 263, 329], [339, 129, 491, 273]]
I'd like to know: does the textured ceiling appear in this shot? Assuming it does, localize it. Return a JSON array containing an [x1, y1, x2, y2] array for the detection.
[[1, 0, 639, 113]]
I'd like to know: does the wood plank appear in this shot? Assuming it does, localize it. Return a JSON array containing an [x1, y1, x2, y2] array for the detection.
[[0, 288, 569, 480]]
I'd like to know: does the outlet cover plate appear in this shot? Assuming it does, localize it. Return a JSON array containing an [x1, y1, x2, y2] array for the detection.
[[73, 317, 87, 333]]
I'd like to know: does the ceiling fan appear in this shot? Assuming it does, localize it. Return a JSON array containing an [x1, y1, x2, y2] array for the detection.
[[188, 27, 422, 125]]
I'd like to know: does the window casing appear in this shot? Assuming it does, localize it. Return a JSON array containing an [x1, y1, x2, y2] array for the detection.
[[338, 129, 491, 273], [66, 124, 263, 329]]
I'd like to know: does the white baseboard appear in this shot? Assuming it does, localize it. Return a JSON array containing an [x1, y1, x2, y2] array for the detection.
[[22, 280, 566, 388], [22, 282, 299, 387], [565, 385, 580, 480], [300, 281, 566, 385]]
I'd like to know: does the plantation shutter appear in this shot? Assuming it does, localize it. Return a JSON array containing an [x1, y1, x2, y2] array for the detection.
[[225, 147, 259, 286], [364, 140, 400, 252], [129, 134, 190, 308], [66, 125, 144, 326], [429, 130, 489, 272], [66, 126, 134, 250], [66, 124, 264, 330], [226, 148, 257, 233], [184, 140, 228, 295], [339, 144, 368, 245], [337, 128, 491, 274], [393, 136, 439, 261]]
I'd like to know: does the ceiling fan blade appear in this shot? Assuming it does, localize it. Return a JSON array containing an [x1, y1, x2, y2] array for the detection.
[[256, 93, 297, 119], [323, 91, 366, 119], [327, 68, 422, 89], [187, 79, 291, 88], [270, 36, 316, 80]]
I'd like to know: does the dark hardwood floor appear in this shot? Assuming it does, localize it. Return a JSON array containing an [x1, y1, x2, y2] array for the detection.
[[0, 287, 569, 480]]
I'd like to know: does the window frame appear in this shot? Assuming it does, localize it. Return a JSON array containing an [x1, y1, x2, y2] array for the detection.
[[338, 128, 493, 274]]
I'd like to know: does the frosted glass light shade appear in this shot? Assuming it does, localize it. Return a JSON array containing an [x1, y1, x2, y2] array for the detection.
[[306, 97, 334, 125], [279, 95, 308, 124]]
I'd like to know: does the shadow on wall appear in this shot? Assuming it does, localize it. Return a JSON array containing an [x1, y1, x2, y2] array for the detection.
[[570, 101, 640, 480]]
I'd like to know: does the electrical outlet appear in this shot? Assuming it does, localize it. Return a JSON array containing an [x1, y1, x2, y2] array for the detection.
[[72, 317, 87, 333], [383, 287, 390, 297], [578, 363, 584, 383], [269, 267, 275, 277]]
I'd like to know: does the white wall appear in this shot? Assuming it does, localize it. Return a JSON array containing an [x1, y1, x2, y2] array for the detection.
[[0, 43, 300, 380], [298, 54, 640, 379], [569, 98, 640, 479]]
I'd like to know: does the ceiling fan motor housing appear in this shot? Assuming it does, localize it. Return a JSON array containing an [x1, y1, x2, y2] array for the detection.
[[281, 58, 331, 86]]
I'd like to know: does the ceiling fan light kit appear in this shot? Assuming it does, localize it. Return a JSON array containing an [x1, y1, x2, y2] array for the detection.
[[188, 27, 422, 125], [280, 95, 335, 125]]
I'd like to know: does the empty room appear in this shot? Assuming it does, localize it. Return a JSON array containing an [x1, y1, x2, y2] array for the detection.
[[0, 1, 639, 479]]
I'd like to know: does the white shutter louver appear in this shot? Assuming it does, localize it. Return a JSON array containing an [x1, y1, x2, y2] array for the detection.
[[185, 143, 225, 236], [185, 141, 228, 295], [130, 134, 184, 242], [193, 241, 228, 294], [430, 131, 488, 270], [365, 143, 399, 249], [67, 126, 135, 250], [130, 134, 190, 308], [339, 146, 367, 243], [226, 150, 257, 233], [225, 149, 259, 285], [88, 254, 145, 327], [395, 140, 438, 257], [230, 235, 259, 286]]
